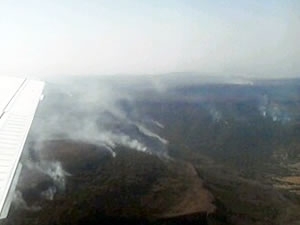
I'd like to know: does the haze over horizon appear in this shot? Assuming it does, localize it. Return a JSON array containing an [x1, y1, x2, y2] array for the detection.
[[0, 0, 299, 78]]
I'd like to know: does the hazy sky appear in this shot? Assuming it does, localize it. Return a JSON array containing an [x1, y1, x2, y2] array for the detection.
[[0, 0, 299, 78]]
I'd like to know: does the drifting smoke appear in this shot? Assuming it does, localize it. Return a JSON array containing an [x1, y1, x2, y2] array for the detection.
[[208, 106, 222, 122], [41, 161, 70, 190], [152, 120, 165, 129], [12, 191, 41, 211], [41, 186, 57, 201], [14, 76, 169, 206], [24, 159, 70, 191], [30, 77, 168, 155], [134, 123, 168, 145], [258, 94, 291, 123]]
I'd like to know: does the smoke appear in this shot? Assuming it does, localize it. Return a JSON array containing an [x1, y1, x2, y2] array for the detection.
[[41, 186, 57, 201], [39, 161, 70, 190], [12, 191, 41, 211], [207, 106, 222, 122], [258, 94, 292, 123], [31, 77, 169, 154], [15, 76, 169, 205], [152, 120, 165, 129], [134, 122, 168, 145]]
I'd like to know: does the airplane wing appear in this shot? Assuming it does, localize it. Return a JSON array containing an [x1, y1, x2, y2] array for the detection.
[[0, 76, 44, 219]]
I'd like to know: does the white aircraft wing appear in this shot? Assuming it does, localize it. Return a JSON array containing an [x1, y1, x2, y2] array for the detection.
[[0, 76, 44, 219]]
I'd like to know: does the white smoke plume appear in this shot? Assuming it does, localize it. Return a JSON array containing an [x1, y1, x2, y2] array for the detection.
[[17, 76, 169, 203], [25, 160, 70, 191], [41, 186, 57, 201], [30, 77, 168, 155], [258, 94, 291, 123], [209, 107, 222, 122], [151, 120, 165, 129], [134, 122, 168, 145], [12, 191, 41, 211]]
